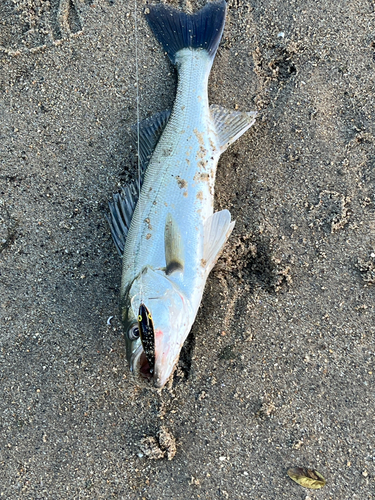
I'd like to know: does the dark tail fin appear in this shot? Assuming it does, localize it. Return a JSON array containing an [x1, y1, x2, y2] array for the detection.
[[145, 1, 227, 65]]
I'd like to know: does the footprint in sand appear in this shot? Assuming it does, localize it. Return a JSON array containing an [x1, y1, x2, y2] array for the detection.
[[0, 0, 84, 54]]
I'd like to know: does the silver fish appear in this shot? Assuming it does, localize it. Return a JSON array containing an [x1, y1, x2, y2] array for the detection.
[[107, 0, 256, 388]]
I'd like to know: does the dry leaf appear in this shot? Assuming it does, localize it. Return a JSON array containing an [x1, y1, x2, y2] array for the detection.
[[287, 467, 326, 489]]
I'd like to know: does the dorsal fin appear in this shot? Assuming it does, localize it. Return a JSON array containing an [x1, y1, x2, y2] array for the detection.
[[164, 213, 184, 275], [107, 110, 171, 256], [106, 183, 138, 256], [210, 104, 257, 153], [130, 110, 171, 172], [202, 209, 235, 272]]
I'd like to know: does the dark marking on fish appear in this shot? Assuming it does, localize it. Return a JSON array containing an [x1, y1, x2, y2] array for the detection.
[[176, 176, 188, 189], [166, 260, 184, 275]]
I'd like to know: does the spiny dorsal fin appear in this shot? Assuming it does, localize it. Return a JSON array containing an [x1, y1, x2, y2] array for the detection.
[[164, 213, 184, 275], [203, 209, 235, 272], [130, 110, 171, 172], [210, 104, 257, 153]]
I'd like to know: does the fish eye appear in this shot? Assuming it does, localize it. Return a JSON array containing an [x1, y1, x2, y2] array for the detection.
[[128, 325, 140, 341]]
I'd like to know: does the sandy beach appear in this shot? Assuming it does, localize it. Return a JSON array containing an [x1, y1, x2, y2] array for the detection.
[[1, 0, 375, 498]]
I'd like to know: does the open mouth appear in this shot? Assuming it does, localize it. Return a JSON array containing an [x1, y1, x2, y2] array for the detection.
[[139, 351, 153, 380], [130, 344, 155, 381]]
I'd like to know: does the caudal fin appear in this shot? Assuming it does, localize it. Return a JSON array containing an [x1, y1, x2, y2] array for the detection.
[[145, 1, 227, 65]]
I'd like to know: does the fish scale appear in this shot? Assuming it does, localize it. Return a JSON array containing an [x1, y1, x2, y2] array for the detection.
[[122, 50, 216, 294]]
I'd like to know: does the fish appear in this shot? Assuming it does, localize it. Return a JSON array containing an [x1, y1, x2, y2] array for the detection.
[[107, 0, 257, 388]]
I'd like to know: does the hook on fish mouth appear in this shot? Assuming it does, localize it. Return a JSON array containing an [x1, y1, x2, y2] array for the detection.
[[138, 303, 155, 378]]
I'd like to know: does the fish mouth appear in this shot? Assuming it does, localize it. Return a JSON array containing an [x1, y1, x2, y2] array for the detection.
[[139, 351, 154, 380], [131, 343, 179, 387], [130, 345, 155, 381], [131, 300, 188, 388]]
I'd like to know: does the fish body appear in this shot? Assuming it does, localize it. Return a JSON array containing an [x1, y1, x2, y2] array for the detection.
[[108, 1, 256, 387], [122, 47, 217, 309]]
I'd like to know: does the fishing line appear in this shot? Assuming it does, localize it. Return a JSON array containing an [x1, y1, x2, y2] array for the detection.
[[134, 0, 144, 303]]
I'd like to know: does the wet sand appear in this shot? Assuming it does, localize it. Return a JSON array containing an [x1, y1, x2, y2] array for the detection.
[[1, 0, 375, 498]]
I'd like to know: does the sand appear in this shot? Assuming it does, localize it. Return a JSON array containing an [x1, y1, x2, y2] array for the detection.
[[1, 0, 375, 498]]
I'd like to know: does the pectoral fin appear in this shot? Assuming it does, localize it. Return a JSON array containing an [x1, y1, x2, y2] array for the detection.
[[203, 209, 235, 272], [210, 104, 257, 153], [164, 213, 184, 275]]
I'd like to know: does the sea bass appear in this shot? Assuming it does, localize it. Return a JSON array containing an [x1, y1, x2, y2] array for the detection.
[[107, 0, 256, 388]]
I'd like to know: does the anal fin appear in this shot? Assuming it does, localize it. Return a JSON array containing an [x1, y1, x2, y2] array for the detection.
[[203, 209, 235, 272]]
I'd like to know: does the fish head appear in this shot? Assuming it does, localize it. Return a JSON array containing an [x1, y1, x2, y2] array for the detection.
[[121, 266, 192, 388], [143, 286, 190, 388]]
